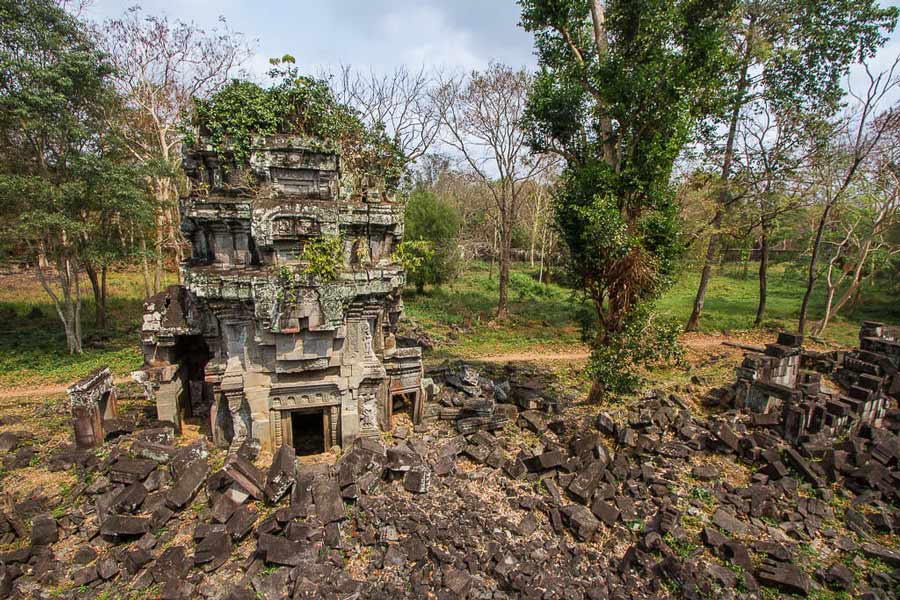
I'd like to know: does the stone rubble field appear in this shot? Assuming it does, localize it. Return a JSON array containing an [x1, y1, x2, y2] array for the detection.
[[0, 338, 899, 600]]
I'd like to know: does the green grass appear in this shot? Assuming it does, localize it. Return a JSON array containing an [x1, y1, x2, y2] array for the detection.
[[659, 262, 900, 346], [0, 270, 176, 389], [403, 261, 584, 359], [1, 258, 897, 390]]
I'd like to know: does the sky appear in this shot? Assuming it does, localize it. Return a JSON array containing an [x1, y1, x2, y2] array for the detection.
[[85, 0, 539, 76]]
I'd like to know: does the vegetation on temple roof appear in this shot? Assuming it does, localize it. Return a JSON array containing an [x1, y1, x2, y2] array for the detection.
[[185, 55, 406, 192]]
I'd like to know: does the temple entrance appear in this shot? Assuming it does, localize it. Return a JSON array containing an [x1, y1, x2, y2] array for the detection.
[[286, 409, 328, 456], [387, 391, 417, 428], [171, 334, 211, 420]]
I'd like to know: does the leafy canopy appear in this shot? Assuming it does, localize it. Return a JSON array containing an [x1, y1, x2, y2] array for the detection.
[[0, 0, 149, 259], [520, 0, 734, 395]]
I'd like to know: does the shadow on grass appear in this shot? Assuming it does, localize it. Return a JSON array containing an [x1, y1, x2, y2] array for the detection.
[[0, 295, 145, 388]]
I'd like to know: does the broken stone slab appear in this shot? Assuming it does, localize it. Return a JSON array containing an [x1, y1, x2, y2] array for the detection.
[[590, 499, 620, 527], [100, 515, 150, 540], [257, 533, 308, 567], [124, 547, 152, 574], [97, 556, 118, 580], [403, 466, 431, 494], [226, 505, 258, 541], [518, 410, 548, 434], [222, 454, 266, 500], [132, 440, 177, 464], [165, 458, 209, 510], [560, 504, 600, 541], [136, 427, 175, 445], [194, 530, 231, 573], [784, 447, 825, 488], [0, 431, 32, 453], [210, 494, 240, 524], [523, 450, 564, 473], [387, 445, 419, 472], [108, 458, 157, 484], [169, 439, 209, 480], [70, 564, 99, 587], [756, 559, 810, 596], [860, 542, 900, 568], [567, 461, 604, 505], [110, 483, 147, 514], [265, 445, 295, 503], [30, 514, 58, 547], [712, 507, 748, 537], [152, 545, 188, 584], [312, 478, 345, 524]]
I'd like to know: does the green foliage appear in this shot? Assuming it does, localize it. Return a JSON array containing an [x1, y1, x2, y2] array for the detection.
[[520, 0, 733, 397], [299, 235, 343, 282], [0, 0, 153, 352], [190, 56, 406, 191], [403, 189, 462, 291], [510, 272, 553, 301], [394, 240, 434, 286], [584, 302, 684, 396], [755, 0, 898, 116]]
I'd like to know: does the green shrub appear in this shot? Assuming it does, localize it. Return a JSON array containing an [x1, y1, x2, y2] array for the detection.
[[510, 271, 552, 301], [404, 189, 461, 292], [300, 235, 343, 282]]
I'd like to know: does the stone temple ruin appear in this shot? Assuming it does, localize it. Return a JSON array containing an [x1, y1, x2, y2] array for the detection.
[[713, 321, 899, 445], [136, 134, 424, 455]]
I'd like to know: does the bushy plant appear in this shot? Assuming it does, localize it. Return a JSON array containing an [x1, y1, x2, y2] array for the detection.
[[583, 302, 684, 397], [299, 235, 343, 282], [510, 271, 552, 301], [404, 189, 461, 292], [189, 56, 406, 192], [394, 240, 434, 285]]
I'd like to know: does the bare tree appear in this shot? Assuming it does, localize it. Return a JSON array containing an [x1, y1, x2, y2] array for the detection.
[[437, 63, 557, 318], [810, 112, 900, 335], [798, 57, 900, 333], [100, 7, 251, 295], [331, 65, 442, 164]]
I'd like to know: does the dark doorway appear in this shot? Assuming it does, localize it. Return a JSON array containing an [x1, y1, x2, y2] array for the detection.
[[290, 411, 325, 456], [171, 334, 212, 419]]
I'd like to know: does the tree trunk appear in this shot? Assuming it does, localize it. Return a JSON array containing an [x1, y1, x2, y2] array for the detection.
[[586, 325, 609, 404], [154, 210, 164, 294], [686, 207, 722, 332], [813, 239, 871, 336], [169, 203, 183, 284], [741, 242, 750, 279], [496, 211, 512, 319], [754, 231, 769, 326], [685, 21, 753, 332], [141, 235, 152, 298], [84, 262, 107, 330], [798, 200, 835, 334]]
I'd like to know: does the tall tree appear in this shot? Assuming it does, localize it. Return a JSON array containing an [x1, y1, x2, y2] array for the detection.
[[0, 0, 146, 353], [685, 0, 898, 331], [520, 0, 734, 399], [438, 63, 556, 318], [101, 8, 251, 295]]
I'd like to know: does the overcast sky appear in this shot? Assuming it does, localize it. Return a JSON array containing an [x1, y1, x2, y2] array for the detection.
[[85, 0, 538, 76]]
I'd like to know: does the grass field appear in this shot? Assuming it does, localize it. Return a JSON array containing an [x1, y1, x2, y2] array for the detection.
[[0, 259, 896, 390]]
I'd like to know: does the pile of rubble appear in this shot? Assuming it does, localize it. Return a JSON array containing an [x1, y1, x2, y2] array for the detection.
[[708, 322, 898, 447], [424, 363, 561, 435], [1, 330, 899, 598]]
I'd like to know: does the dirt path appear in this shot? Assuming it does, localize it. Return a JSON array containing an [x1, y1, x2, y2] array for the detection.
[[474, 350, 591, 363], [0, 376, 133, 401], [0, 332, 761, 399]]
